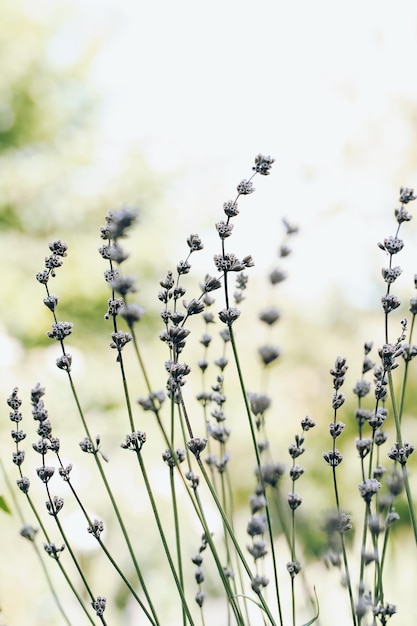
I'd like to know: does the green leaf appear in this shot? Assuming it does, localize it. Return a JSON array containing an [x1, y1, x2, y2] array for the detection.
[[0, 495, 12, 514]]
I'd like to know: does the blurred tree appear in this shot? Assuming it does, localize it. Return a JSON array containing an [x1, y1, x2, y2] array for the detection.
[[0, 1, 165, 348]]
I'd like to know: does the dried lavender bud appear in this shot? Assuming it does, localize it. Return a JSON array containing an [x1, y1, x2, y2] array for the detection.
[[355, 408, 372, 426], [17, 477, 30, 494], [32, 439, 50, 455], [46, 321, 73, 341], [258, 345, 280, 365], [368, 515, 382, 537], [184, 299, 205, 316], [381, 266, 402, 283], [249, 493, 266, 513], [401, 343, 417, 362], [36, 270, 50, 284], [79, 437, 95, 454], [44, 254, 63, 274], [323, 450, 343, 466], [44, 542, 65, 560], [215, 221, 234, 239], [368, 409, 387, 430], [187, 438, 208, 459], [237, 179, 255, 195], [104, 297, 124, 320], [214, 357, 228, 371], [88, 519, 104, 539], [56, 354, 72, 371], [208, 424, 230, 444], [162, 448, 185, 467], [329, 422, 345, 438], [58, 464, 73, 480], [385, 511, 400, 527], [37, 420, 52, 438], [110, 275, 137, 296], [110, 331, 132, 351], [159, 325, 190, 349], [198, 359, 208, 373], [218, 307, 241, 325], [247, 539, 268, 560], [170, 311, 185, 325], [353, 380, 371, 398], [286, 561, 301, 578], [12, 450, 25, 466], [187, 234, 204, 251], [259, 307, 281, 325], [388, 441, 415, 465], [248, 393, 271, 416], [177, 260, 191, 275], [287, 492, 302, 510], [251, 574, 269, 594], [362, 356, 375, 374], [43, 295, 58, 312], [203, 311, 215, 324], [409, 297, 417, 315], [301, 416, 316, 430], [247, 514, 267, 537], [11, 430, 26, 443], [380, 236, 404, 255], [32, 400, 48, 422], [253, 154, 275, 175], [289, 465, 305, 481], [195, 567, 204, 584], [358, 478, 381, 503], [201, 275, 222, 293], [101, 207, 138, 239], [356, 438, 372, 459], [288, 443, 304, 458], [399, 186, 416, 204], [36, 466, 55, 483], [7, 388, 22, 411], [223, 200, 239, 217], [185, 471, 200, 489], [20, 525, 38, 541], [332, 392, 345, 409], [381, 294, 401, 313], [269, 268, 287, 284], [46, 496, 64, 516], [374, 381, 388, 401], [330, 357, 348, 381], [214, 253, 245, 272], [195, 591, 205, 607], [91, 596, 106, 617], [121, 431, 147, 451], [103, 268, 120, 283], [338, 513, 352, 533]]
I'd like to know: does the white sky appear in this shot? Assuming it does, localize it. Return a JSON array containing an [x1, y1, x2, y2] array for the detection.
[[44, 0, 417, 313]]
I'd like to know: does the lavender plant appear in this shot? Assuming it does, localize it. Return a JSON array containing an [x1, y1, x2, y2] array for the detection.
[[3, 157, 417, 626]]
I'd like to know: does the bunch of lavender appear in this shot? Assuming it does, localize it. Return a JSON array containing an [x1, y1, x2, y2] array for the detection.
[[322, 188, 417, 626], [6, 156, 417, 626]]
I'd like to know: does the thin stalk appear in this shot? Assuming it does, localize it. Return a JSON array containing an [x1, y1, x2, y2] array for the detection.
[[170, 467, 186, 626], [66, 371, 159, 625], [387, 372, 417, 544], [228, 324, 283, 626], [0, 459, 72, 626], [135, 451, 196, 626], [197, 459, 278, 626], [331, 466, 357, 626]]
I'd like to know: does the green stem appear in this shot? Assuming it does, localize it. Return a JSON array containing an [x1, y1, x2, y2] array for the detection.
[[228, 324, 283, 626], [66, 371, 159, 625], [387, 371, 417, 545]]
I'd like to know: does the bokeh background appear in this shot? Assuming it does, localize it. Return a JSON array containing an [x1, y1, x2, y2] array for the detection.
[[1, 0, 417, 624]]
